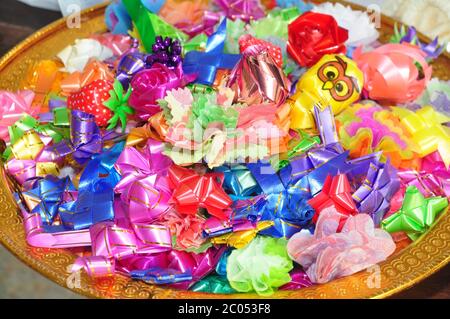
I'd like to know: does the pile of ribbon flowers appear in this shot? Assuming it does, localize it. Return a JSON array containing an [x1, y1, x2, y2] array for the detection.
[[2, 0, 450, 296]]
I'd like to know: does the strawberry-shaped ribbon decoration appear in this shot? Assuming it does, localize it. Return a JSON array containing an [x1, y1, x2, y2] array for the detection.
[[308, 174, 358, 231], [168, 165, 233, 220], [103, 79, 134, 131], [67, 79, 133, 131]]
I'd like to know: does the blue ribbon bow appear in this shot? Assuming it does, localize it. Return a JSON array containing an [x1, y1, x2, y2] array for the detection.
[[183, 19, 241, 85]]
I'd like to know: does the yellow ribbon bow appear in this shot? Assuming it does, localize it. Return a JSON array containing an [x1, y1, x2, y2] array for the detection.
[[393, 106, 450, 167], [10, 130, 45, 160]]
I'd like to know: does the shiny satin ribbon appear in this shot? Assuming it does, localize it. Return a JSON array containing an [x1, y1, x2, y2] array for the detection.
[[8, 113, 68, 147], [57, 142, 124, 230], [398, 152, 450, 198], [308, 174, 359, 230], [116, 52, 148, 90], [276, 131, 321, 170], [214, 164, 261, 197], [191, 275, 236, 294], [122, 0, 188, 53], [287, 12, 348, 67], [131, 267, 192, 284], [0, 90, 38, 142], [202, 195, 266, 238], [19, 205, 91, 248], [354, 43, 432, 104], [71, 139, 176, 279], [392, 106, 450, 168], [215, 0, 265, 23], [21, 59, 64, 110], [5, 159, 59, 185], [91, 33, 134, 57], [382, 186, 448, 241], [183, 19, 241, 85], [210, 220, 274, 248], [105, 0, 132, 34], [6, 125, 62, 184], [352, 159, 400, 225], [5, 111, 68, 183], [279, 269, 313, 290], [168, 165, 233, 220], [228, 43, 291, 107], [246, 161, 316, 237], [129, 64, 193, 121], [21, 175, 77, 226], [114, 140, 173, 224], [126, 112, 169, 146], [41, 110, 103, 165], [60, 59, 114, 95], [176, 11, 221, 38]]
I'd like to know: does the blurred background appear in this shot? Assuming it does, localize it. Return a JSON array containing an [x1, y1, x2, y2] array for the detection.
[[0, 0, 449, 299]]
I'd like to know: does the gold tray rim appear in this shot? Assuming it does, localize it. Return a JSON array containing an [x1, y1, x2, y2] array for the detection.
[[0, 1, 448, 299]]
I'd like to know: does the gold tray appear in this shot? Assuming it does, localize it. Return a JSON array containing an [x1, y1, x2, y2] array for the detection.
[[0, 1, 449, 299]]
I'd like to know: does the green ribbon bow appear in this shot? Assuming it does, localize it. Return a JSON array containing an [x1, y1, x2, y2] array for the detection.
[[3, 112, 70, 160], [103, 80, 134, 132], [123, 0, 189, 53], [381, 186, 449, 241]]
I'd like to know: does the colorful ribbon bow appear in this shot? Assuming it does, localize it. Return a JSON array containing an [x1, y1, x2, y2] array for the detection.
[[116, 52, 149, 89], [22, 175, 77, 227], [245, 162, 316, 237], [214, 164, 261, 198], [42, 110, 103, 165], [308, 174, 359, 231], [168, 165, 233, 220], [382, 186, 448, 241], [57, 142, 124, 230], [8, 112, 68, 149], [393, 106, 450, 168], [352, 159, 400, 225], [0, 90, 38, 142], [71, 140, 175, 278], [17, 198, 91, 249], [60, 59, 115, 95], [114, 139, 173, 221], [183, 19, 242, 85], [129, 247, 226, 288]]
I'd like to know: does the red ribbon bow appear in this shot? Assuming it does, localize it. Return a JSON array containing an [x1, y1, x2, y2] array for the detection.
[[308, 174, 358, 230], [168, 165, 232, 220], [287, 12, 348, 67]]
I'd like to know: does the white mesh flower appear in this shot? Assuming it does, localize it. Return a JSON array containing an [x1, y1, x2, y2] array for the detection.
[[312, 2, 379, 47], [383, 0, 450, 44]]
